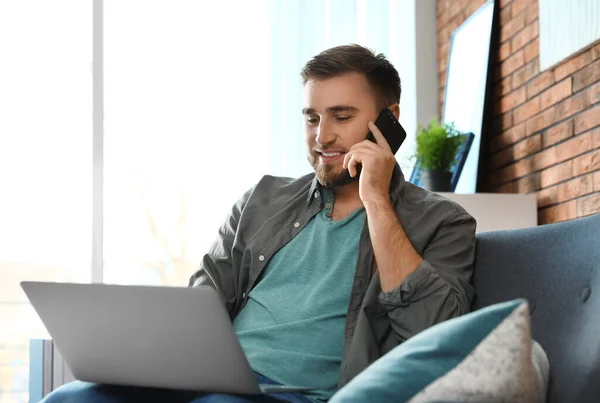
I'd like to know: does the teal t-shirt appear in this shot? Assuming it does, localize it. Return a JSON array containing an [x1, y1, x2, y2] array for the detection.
[[233, 189, 365, 402]]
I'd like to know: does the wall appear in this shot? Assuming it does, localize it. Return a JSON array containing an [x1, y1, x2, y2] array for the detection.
[[437, 0, 600, 224]]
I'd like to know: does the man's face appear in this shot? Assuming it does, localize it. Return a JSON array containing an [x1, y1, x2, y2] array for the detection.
[[303, 72, 380, 188]]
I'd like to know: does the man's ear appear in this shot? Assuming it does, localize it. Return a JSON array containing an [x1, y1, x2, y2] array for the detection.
[[388, 103, 400, 120]]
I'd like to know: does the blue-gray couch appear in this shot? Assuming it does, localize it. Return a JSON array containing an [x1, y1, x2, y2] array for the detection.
[[472, 212, 599, 403]]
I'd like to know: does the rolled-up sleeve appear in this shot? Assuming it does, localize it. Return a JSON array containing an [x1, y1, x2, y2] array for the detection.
[[378, 211, 476, 342]]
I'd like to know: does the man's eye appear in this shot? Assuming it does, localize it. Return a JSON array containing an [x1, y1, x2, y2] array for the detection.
[[335, 116, 351, 122], [306, 116, 319, 125]]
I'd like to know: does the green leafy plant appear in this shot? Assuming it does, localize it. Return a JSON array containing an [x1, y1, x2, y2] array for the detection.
[[414, 118, 465, 172]]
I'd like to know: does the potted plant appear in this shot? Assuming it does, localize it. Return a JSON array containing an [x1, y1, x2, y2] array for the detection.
[[414, 118, 465, 192]]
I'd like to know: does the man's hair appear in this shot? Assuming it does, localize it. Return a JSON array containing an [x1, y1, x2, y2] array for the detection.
[[300, 44, 401, 110]]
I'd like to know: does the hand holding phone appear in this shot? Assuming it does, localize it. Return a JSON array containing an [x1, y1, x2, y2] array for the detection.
[[366, 109, 407, 154]]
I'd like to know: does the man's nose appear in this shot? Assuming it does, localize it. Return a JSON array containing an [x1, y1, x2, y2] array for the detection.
[[315, 120, 336, 145]]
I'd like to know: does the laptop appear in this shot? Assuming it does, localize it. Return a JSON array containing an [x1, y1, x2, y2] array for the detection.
[[21, 281, 314, 395]]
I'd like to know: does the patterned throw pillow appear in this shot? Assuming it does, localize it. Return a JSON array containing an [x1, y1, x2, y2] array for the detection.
[[330, 299, 549, 403]]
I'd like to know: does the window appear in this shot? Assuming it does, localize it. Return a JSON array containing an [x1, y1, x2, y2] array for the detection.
[[0, 1, 92, 401], [103, 0, 272, 286], [102, 0, 414, 286], [1, 2, 419, 401]]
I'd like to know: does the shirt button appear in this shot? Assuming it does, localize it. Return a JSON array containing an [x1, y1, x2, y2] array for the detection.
[[294, 222, 300, 228], [242, 292, 247, 299], [326, 211, 333, 218], [325, 204, 332, 210], [259, 255, 265, 262]]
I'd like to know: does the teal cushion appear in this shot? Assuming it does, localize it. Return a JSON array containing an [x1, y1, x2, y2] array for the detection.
[[330, 299, 529, 403]]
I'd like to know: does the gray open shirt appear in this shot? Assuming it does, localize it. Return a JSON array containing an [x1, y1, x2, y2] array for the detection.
[[189, 164, 476, 388]]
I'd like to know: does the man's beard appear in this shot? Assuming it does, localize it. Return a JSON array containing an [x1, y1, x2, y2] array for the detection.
[[309, 154, 361, 188]]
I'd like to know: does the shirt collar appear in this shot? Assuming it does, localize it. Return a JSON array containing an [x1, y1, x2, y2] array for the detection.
[[306, 176, 322, 205], [305, 163, 406, 206]]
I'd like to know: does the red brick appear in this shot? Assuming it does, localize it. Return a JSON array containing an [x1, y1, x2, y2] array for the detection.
[[437, 0, 451, 16], [541, 160, 573, 187], [537, 186, 558, 208], [488, 170, 504, 189], [540, 78, 573, 111], [525, 107, 555, 135], [594, 171, 600, 191], [578, 194, 600, 217], [493, 115, 505, 133], [512, 60, 539, 89], [500, 11, 526, 43], [495, 181, 516, 193], [499, 158, 534, 183], [554, 50, 593, 81], [500, 5, 512, 25], [499, 123, 526, 149], [448, 12, 468, 34], [557, 132, 592, 161], [591, 82, 600, 105], [438, 26, 451, 44], [555, 89, 592, 121], [464, 0, 489, 19], [511, 0, 535, 17], [514, 96, 540, 123], [493, 84, 503, 101], [495, 76, 512, 99], [558, 174, 594, 202], [573, 59, 600, 92], [527, 70, 554, 98], [514, 134, 542, 159], [490, 147, 514, 169], [501, 50, 525, 77], [498, 87, 527, 114], [516, 173, 540, 193], [574, 104, 600, 134], [539, 200, 577, 224], [497, 163, 517, 184], [514, 157, 535, 178], [438, 42, 449, 62], [502, 111, 513, 129], [533, 146, 558, 170], [494, 102, 504, 118], [439, 71, 447, 88], [499, 0, 515, 8], [439, 53, 448, 74], [490, 135, 504, 154], [573, 149, 600, 176], [525, 1, 539, 24], [524, 38, 539, 63], [593, 127, 600, 148], [437, 3, 465, 27], [511, 20, 538, 52], [593, 42, 600, 60], [499, 41, 512, 62], [543, 120, 574, 147]]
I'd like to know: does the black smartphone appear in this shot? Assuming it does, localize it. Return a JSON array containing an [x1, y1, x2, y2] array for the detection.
[[366, 108, 407, 154]]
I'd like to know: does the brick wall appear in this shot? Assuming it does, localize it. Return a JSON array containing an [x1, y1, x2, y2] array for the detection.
[[437, 0, 600, 224]]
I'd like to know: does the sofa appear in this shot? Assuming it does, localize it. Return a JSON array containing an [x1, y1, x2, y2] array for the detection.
[[471, 212, 599, 403], [30, 212, 600, 402]]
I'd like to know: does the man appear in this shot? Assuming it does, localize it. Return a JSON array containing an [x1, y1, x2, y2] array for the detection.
[[42, 44, 476, 403]]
